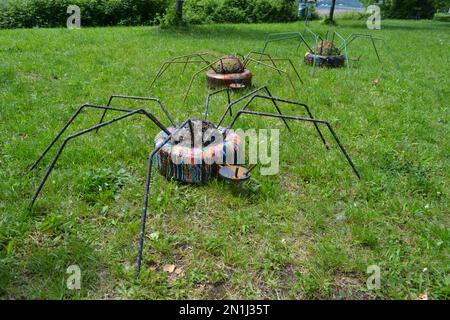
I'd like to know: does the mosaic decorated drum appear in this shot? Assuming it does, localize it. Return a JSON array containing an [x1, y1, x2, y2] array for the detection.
[[304, 40, 346, 68], [154, 121, 243, 184]]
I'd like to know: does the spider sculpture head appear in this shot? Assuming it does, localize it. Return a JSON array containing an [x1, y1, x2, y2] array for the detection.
[[312, 40, 341, 56], [212, 55, 245, 73]]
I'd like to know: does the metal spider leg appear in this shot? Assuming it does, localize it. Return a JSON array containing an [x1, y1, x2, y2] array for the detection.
[[204, 87, 231, 121], [217, 86, 293, 133], [333, 31, 352, 71], [339, 34, 401, 71], [309, 30, 325, 75], [150, 53, 213, 87], [30, 104, 141, 171], [261, 32, 313, 55], [225, 95, 359, 177], [223, 93, 328, 148], [30, 108, 170, 209], [244, 51, 283, 75], [135, 119, 191, 277], [340, 33, 380, 62], [244, 51, 304, 85], [96, 95, 177, 133], [183, 58, 226, 102], [216, 86, 291, 131], [244, 57, 299, 91]]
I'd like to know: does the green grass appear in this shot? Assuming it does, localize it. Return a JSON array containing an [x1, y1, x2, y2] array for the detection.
[[0, 19, 449, 299]]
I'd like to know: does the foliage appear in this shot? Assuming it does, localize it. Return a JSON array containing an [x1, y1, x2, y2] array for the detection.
[[434, 0, 450, 12], [0, 0, 299, 29], [433, 12, 450, 21], [336, 11, 370, 21], [158, 0, 187, 28], [184, 0, 298, 24], [380, 0, 438, 19], [0, 0, 169, 28]]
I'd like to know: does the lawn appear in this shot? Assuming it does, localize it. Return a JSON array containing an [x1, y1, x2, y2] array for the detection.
[[0, 19, 449, 299]]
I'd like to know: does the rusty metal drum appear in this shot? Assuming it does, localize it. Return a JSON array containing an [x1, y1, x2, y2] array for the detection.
[[206, 69, 252, 89]]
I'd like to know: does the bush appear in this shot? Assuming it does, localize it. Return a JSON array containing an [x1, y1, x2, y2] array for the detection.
[[0, 0, 298, 29], [379, 0, 437, 19], [433, 12, 450, 22], [434, 0, 450, 12], [158, 0, 187, 28], [184, 0, 298, 24], [0, 0, 169, 28], [336, 11, 370, 21], [183, 0, 217, 24]]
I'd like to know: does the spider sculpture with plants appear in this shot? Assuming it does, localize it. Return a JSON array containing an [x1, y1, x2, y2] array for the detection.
[[261, 29, 400, 72], [150, 52, 304, 101], [30, 87, 360, 276]]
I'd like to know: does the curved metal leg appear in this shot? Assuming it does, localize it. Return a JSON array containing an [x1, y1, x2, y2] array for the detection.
[[135, 119, 190, 277], [219, 90, 328, 149], [96, 95, 176, 133], [150, 53, 212, 87], [183, 58, 225, 102], [339, 33, 402, 72], [244, 51, 304, 85], [30, 109, 170, 209], [261, 32, 313, 54], [243, 57, 298, 91], [244, 51, 283, 76], [30, 104, 138, 171], [204, 87, 231, 121], [225, 95, 360, 178]]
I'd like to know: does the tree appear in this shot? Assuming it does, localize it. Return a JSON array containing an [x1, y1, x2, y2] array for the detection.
[[175, 0, 184, 21], [329, 0, 337, 23], [160, 0, 186, 27], [381, 0, 437, 19]]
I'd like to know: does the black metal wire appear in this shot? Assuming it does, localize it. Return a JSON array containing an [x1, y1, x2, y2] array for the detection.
[[96, 95, 176, 133], [30, 108, 170, 209], [225, 95, 360, 179], [217, 89, 329, 150], [135, 119, 191, 277], [204, 87, 231, 121], [30, 104, 166, 172]]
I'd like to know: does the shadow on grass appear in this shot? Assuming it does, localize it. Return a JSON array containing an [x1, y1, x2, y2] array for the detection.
[[146, 24, 296, 43]]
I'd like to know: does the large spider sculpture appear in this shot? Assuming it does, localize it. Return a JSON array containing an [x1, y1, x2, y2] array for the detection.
[[261, 29, 400, 72], [150, 52, 304, 101], [29, 87, 360, 276]]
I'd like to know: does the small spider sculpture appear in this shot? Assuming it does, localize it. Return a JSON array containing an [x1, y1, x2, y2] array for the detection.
[[261, 29, 401, 72], [29, 87, 360, 276], [150, 52, 304, 101]]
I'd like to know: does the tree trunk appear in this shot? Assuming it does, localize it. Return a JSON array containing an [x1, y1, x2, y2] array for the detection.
[[329, 0, 336, 22], [175, 0, 184, 22]]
